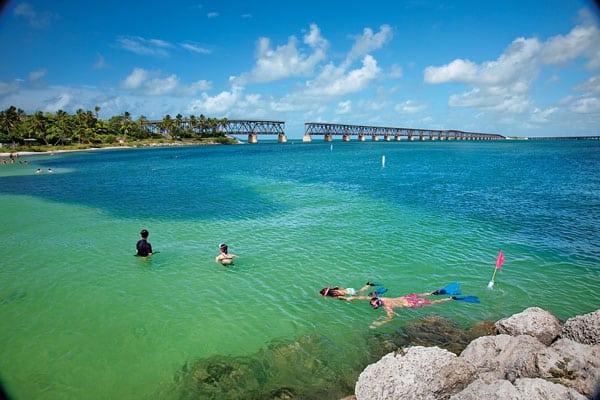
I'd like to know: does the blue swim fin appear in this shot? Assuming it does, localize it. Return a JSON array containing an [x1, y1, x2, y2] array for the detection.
[[452, 296, 480, 304], [432, 282, 461, 296], [367, 281, 383, 287], [373, 287, 388, 296]]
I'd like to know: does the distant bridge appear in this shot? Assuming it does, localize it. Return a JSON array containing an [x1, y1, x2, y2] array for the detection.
[[141, 119, 503, 143], [303, 122, 504, 142], [526, 136, 600, 140]]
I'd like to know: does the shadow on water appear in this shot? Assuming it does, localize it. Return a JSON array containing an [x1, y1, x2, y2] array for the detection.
[[165, 314, 494, 400]]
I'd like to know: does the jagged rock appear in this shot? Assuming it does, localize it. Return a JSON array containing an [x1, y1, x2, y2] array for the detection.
[[449, 377, 587, 400], [495, 307, 563, 346], [354, 346, 476, 400], [459, 334, 546, 382], [354, 308, 600, 400], [535, 338, 600, 398], [561, 309, 600, 345]]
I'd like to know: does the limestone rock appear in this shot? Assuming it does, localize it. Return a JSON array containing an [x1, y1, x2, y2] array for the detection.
[[494, 307, 563, 346], [355, 346, 476, 400], [561, 309, 600, 345], [535, 338, 600, 398], [459, 334, 546, 382], [449, 378, 587, 400]]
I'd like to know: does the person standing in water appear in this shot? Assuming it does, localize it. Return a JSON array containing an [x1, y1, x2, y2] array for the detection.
[[215, 243, 237, 265], [136, 229, 153, 257]]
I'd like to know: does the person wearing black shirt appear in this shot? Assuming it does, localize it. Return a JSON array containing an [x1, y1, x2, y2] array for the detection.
[[136, 229, 153, 257]]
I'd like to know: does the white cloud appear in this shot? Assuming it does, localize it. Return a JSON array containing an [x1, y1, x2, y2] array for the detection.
[[117, 36, 173, 57], [180, 43, 210, 55], [121, 68, 211, 96], [122, 68, 149, 90], [423, 10, 600, 126], [187, 86, 244, 115], [207, 12, 219, 18], [346, 25, 393, 64], [539, 10, 600, 69], [570, 96, 600, 113], [232, 24, 328, 84], [304, 55, 381, 97], [44, 93, 72, 112], [424, 37, 541, 86], [575, 75, 600, 93], [394, 100, 427, 114], [28, 69, 47, 81], [335, 100, 352, 114]]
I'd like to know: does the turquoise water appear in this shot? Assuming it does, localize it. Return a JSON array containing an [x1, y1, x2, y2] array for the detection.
[[1, 140, 599, 399]]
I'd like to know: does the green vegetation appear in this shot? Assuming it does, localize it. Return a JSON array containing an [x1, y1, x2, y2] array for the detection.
[[0, 106, 238, 151]]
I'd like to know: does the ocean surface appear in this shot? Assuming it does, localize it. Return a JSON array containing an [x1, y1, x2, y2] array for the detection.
[[1, 139, 599, 399]]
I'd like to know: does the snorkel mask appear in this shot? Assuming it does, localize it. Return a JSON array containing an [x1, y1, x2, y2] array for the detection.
[[370, 296, 382, 309]]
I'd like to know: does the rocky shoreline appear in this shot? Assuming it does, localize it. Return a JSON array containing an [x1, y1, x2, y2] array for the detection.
[[351, 307, 600, 400]]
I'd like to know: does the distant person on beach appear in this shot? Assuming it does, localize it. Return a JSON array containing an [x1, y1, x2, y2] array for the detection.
[[215, 243, 237, 265], [136, 229, 153, 257], [319, 282, 381, 299]]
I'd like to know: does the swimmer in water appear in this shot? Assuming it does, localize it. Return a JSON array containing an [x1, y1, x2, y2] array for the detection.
[[215, 243, 237, 265]]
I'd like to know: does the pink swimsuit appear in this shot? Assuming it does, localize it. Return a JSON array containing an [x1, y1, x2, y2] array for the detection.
[[403, 294, 431, 308]]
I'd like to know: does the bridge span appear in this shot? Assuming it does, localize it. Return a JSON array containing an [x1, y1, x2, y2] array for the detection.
[[303, 122, 504, 142], [142, 119, 503, 142]]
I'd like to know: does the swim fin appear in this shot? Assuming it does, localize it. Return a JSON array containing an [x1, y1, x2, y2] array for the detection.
[[432, 282, 461, 296], [452, 296, 480, 304], [373, 287, 388, 296], [367, 281, 383, 287]]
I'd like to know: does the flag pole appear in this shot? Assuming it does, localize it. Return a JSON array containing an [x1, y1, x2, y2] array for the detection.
[[487, 250, 504, 289]]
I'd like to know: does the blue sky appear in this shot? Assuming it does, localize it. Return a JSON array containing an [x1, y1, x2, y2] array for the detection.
[[1, 0, 599, 138]]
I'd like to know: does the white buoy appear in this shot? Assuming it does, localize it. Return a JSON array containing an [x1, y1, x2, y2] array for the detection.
[[382, 155, 386, 168]]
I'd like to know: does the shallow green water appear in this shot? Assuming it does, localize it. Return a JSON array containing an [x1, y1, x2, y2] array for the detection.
[[1, 141, 599, 399]]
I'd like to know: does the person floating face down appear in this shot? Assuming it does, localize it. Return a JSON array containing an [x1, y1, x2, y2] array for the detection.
[[318, 283, 377, 299], [215, 243, 237, 265], [363, 292, 454, 329], [136, 229, 153, 257]]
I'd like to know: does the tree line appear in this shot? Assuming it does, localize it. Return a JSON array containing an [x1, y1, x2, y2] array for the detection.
[[0, 105, 231, 146]]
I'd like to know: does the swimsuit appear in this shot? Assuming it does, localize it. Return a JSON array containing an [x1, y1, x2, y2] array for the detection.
[[403, 294, 431, 308], [346, 288, 356, 296]]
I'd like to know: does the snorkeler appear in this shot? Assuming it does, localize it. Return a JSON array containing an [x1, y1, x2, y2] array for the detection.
[[363, 287, 480, 329], [319, 282, 383, 299], [215, 243, 237, 265]]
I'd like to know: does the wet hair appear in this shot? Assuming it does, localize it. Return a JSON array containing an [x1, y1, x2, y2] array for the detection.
[[140, 229, 149, 239], [370, 296, 382, 309], [319, 286, 342, 297], [219, 243, 228, 254]]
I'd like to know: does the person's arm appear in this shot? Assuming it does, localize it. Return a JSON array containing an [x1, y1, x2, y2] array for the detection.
[[370, 307, 395, 328], [342, 295, 371, 302], [148, 243, 153, 255]]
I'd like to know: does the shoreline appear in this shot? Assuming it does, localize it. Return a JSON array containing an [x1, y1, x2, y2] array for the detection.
[[0, 140, 243, 158], [0, 146, 133, 158]]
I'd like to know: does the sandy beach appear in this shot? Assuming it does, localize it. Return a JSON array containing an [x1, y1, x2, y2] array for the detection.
[[0, 146, 133, 158], [0, 140, 239, 158]]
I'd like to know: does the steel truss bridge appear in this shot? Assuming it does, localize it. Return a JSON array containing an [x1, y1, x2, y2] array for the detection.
[[141, 119, 504, 143], [303, 122, 504, 141]]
